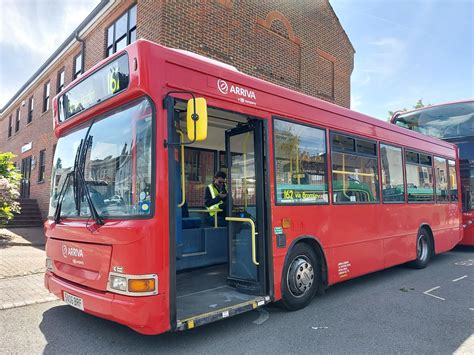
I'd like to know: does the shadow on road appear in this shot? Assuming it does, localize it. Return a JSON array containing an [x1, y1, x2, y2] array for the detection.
[[39, 304, 270, 353]]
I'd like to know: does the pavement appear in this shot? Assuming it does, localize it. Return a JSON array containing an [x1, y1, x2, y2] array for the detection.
[[0, 227, 57, 310]]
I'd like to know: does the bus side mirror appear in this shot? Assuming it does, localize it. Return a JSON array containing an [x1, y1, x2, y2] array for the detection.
[[186, 98, 208, 142]]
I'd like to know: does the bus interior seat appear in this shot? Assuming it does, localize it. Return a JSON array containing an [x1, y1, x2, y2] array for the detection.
[[181, 202, 202, 229]]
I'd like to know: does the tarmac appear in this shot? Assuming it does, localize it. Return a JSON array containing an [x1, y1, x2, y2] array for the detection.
[[0, 227, 57, 310]]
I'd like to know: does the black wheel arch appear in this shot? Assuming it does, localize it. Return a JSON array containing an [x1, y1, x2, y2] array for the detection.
[[284, 235, 329, 289]]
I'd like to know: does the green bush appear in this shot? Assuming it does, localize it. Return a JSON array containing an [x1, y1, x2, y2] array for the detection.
[[0, 153, 21, 225]]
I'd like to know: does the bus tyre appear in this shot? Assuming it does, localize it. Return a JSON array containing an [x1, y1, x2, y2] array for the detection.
[[410, 228, 432, 269], [281, 243, 319, 311]]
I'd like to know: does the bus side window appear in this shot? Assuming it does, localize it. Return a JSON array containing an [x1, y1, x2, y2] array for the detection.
[[331, 133, 379, 204], [380, 144, 405, 203]]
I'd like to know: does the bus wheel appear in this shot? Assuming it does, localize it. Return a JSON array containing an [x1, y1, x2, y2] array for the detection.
[[410, 228, 431, 269], [281, 243, 319, 311]]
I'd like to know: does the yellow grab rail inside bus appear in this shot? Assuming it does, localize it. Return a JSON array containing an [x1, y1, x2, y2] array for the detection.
[[177, 129, 185, 207], [225, 217, 259, 266]]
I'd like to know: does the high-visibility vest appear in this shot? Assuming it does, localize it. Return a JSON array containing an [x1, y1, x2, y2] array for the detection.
[[207, 183, 223, 216]]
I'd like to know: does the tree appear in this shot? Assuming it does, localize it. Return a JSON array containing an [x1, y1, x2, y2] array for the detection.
[[0, 153, 21, 226], [387, 99, 429, 121]]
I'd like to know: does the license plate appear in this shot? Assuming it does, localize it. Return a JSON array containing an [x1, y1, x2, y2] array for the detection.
[[63, 291, 84, 311]]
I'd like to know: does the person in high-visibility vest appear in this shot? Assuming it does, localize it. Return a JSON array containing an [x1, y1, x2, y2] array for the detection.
[[204, 171, 228, 226]]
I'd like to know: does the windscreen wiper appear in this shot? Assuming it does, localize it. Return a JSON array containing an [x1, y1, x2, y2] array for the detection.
[[53, 139, 83, 224], [74, 126, 104, 226], [76, 167, 104, 226], [53, 171, 74, 224]]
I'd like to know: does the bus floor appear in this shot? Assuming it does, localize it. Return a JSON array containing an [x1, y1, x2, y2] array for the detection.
[[176, 264, 257, 321]]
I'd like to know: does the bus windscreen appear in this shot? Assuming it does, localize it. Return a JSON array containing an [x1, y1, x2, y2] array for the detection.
[[394, 102, 474, 139], [58, 54, 129, 122]]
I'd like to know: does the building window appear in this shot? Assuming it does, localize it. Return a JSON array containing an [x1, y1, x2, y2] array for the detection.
[[380, 144, 405, 202], [184, 148, 216, 207], [185, 149, 201, 182], [434, 157, 449, 202], [106, 4, 137, 57], [38, 149, 46, 182], [405, 151, 434, 202], [8, 115, 12, 138], [331, 133, 379, 203], [15, 108, 20, 132], [73, 53, 83, 79], [27, 96, 34, 124], [43, 81, 50, 112], [448, 160, 458, 202], [57, 69, 65, 93], [274, 119, 328, 204]]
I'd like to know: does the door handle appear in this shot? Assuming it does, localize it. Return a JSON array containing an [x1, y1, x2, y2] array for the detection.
[[225, 217, 259, 266]]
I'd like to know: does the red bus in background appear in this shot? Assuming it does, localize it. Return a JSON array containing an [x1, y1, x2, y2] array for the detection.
[[391, 101, 474, 245], [45, 40, 462, 335]]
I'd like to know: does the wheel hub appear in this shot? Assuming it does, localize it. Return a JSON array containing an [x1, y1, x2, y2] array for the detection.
[[417, 234, 428, 261], [287, 256, 314, 297]]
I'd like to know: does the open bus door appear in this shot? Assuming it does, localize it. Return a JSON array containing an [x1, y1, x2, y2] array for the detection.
[[166, 95, 272, 330], [225, 120, 268, 295]]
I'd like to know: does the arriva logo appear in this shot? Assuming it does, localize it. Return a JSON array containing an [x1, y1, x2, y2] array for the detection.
[[217, 79, 256, 100], [217, 79, 229, 95], [62, 244, 84, 258]]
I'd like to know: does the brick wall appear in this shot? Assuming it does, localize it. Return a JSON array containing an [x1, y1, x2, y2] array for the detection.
[[0, 0, 354, 219]]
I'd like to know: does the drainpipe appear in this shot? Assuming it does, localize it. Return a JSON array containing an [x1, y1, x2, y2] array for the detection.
[[75, 31, 85, 73]]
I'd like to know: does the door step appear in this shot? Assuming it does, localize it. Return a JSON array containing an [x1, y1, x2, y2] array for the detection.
[[176, 295, 271, 331]]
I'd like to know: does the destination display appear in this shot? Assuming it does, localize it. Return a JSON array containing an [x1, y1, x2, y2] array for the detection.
[[279, 186, 328, 204], [58, 54, 129, 122]]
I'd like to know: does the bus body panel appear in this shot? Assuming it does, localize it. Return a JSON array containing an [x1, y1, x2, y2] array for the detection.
[[44, 40, 463, 334], [45, 272, 168, 335]]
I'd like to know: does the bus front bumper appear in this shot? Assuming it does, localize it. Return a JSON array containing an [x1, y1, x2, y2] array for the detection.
[[44, 272, 168, 335]]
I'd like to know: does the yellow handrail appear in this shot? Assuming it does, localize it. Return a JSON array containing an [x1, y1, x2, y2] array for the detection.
[[177, 130, 185, 208], [332, 170, 375, 177], [225, 217, 259, 266]]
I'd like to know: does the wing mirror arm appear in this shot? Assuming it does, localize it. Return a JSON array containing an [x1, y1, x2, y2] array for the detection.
[[163, 91, 205, 147]]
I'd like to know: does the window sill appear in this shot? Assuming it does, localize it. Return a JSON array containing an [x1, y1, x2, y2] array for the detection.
[[37, 180, 45, 185]]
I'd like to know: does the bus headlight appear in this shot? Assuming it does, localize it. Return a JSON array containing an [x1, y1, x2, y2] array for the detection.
[[110, 275, 127, 291], [107, 272, 158, 296]]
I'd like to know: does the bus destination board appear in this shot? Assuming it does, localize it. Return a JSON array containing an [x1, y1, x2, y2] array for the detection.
[[58, 54, 129, 122]]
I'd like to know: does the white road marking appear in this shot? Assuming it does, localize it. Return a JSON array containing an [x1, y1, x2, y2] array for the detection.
[[253, 308, 269, 325], [312, 326, 329, 330], [469, 308, 474, 311], [452, 275, 468, 282], [455, 259, 474, 266], [423, 286, 446, 301]]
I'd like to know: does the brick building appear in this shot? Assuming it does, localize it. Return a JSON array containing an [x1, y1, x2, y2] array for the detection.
[[0, 0, 354, 222]]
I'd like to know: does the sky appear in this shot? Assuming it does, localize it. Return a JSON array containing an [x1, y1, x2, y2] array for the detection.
[[0, 0, 473, 120], [331, 0, 474, 119], [0, 0, 99, 109]]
